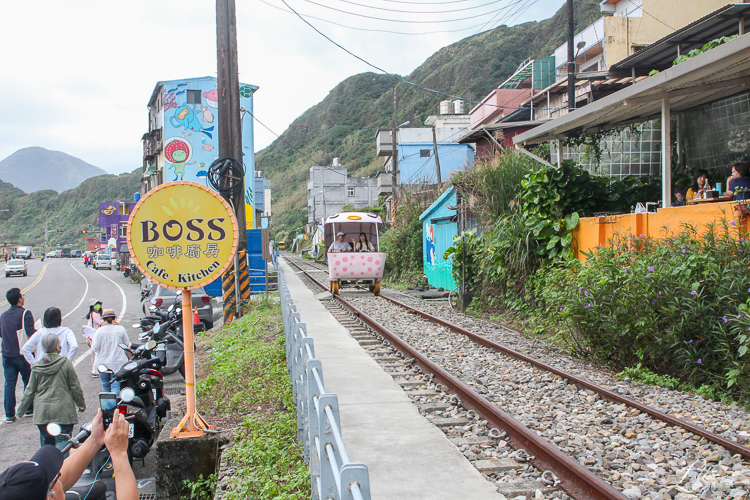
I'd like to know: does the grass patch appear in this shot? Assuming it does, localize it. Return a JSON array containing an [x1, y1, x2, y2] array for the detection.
[[196, 296, 309, 499]]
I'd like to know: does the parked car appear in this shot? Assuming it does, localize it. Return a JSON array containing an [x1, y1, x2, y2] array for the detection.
[[45, 250, 64, 258], [141, 285, 213, 330], [94, 253, 112, 270], [71, 250, 82, 258], [5, 259, 27, 277]]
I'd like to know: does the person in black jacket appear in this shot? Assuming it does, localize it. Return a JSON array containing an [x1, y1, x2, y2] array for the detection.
[[0, 288, 36, 423]]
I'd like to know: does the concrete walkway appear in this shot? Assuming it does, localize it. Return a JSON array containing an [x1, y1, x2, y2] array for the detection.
[[281, 260, 501, 499]]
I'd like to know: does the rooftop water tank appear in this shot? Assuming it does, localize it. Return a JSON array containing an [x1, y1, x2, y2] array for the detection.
[[440, 100, 453, 115], [332, 157, 340, 166], [453, 100, 465, 115]]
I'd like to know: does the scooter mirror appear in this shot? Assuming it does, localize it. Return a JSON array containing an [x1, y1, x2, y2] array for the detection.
[[146, 340, 157, 350], [118, 343, 130, 351], [151, 298, 157, 305], [97, 364, 110, 373], [120, 387, 136, 403], [132, 324, 141, 329], [154, 323, 161, 334], [168, 304, 175, 312], [46, 423, 62, 437]]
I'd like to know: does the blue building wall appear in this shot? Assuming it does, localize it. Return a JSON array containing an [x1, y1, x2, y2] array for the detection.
[[398, 144, 474, 184], [419, 186, 458, 290], [160, 76, 258, 225]]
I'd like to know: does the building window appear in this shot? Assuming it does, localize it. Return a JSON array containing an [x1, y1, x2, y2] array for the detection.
[[347, 187, 354, 197], [187, 90, 201, 105], [420, 149, 431, 158], [119, 204, 130, 215], [119, 226, 127, 238]]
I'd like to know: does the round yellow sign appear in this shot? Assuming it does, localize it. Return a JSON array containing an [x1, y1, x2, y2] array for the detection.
[[127, 181, 239, 290]]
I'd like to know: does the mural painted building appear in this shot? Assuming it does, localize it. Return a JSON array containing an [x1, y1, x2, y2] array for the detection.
[[419, 186, 458, 290], [141, 76, 260, 227], [98, 201, 138, 257]]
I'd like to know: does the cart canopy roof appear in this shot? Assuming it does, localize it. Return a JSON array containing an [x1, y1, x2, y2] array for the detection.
[[324, 213, 381, 249]]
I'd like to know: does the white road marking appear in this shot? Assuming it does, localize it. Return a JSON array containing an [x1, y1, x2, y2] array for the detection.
[[63, 262, 89, 320], [95, 269, 127, 319]]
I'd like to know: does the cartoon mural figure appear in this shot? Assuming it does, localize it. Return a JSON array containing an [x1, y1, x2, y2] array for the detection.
[[164, 137, 193, 181], [170, 104, 214, 139], [201, 106, 214, 123], [203, 90, 218, 108], [425, 223, 436, 266]]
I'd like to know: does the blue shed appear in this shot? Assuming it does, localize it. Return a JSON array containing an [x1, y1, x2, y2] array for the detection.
[[419, 186, 458, 290]]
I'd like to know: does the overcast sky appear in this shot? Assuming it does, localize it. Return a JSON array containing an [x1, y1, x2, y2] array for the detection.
[[0, 0, 566, 174]]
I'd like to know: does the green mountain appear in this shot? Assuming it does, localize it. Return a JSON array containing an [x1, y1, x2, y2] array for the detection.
[[0, 170, 141, 248], [0, 147, 109, 193], [257, 0, 604, 232]]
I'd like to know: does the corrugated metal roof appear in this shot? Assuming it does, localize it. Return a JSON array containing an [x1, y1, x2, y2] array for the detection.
[[611, 3, 750, 71]]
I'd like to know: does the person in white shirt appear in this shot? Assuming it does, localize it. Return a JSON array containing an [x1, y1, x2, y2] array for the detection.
[[328, 232, 353, 253], [91, 309, 130, 396], [22, 307, 78, 365]]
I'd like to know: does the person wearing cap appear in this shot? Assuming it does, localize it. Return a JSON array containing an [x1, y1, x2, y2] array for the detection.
[[0, 408, 138, 500], [91, 309, 130, 395], [17, 333, 85, 454], [328, 232, 352, 253], [1, 287, 36, 423], [85, 299, 103, 378]]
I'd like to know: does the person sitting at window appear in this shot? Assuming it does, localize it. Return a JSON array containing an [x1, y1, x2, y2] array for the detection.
[[673, 188, 687, 207], [686, 169, 710, 202], [726, 161, 750, 200], [328, 232, 352, 253], [355, 233, 375, 252]]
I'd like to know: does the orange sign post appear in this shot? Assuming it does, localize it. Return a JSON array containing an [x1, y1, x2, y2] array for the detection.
[[127, 181, 239, 438]]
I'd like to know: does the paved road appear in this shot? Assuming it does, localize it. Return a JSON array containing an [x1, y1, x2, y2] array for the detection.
[[0, 257, 160, 489]]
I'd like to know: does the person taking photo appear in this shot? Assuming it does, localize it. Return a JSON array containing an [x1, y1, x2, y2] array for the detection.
[[0, 409, 137, 500]]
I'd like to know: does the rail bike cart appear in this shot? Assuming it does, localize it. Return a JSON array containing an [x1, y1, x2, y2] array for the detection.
[[324, 212, 386, 295]]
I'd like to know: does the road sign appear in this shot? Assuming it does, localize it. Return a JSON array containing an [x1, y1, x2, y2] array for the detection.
[[127, 181, 239, 290]]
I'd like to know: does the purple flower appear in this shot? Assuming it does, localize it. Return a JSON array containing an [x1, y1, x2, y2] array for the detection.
[[731, 221, 736, 226], [579, 287, 582, 292], [689, 340, 693, 343], [698, 359, 702, 364], [691, 291, 697, 296], [738, 315, 742, 319], [712, 325, 716, 330], [614, 290, 617, 294], [646, 274, 650, 278], [682, 249, 687, 254], [559, 307, 563, 312], [658, 291, 662, 296], [723, 316, 728, 323], [648, 266, 654, 272], [640, 234, 644, 238], [584, 291, 588, 296], [652, 300, 656, 304], [586, 303, 591, 308], [741, 238, 745, 242]]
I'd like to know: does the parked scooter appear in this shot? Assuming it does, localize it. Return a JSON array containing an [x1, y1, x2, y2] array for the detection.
[[97, 352, 171, 463]]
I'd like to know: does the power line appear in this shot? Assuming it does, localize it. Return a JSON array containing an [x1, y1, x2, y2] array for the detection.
[[641, 7, 675, 30], [259, 0, 500, 35], [331, 0, 510, 15], [299, 0, 523, 24], [279, 0, 566, 112]]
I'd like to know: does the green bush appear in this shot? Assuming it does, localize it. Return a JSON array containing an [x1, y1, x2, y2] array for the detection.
[[540, 217, 750, 402]]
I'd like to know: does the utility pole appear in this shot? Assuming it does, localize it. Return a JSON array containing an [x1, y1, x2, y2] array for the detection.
[[432, 125, 442, 185], [391, 87, 399, 227], [217, 0, 249, 324], [567, 0, 576, 112]]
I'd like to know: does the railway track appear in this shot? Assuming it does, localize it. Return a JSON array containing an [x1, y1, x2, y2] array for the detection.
[[283, 254, 750, 499]]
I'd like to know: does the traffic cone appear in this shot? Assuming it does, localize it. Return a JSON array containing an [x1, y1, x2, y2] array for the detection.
[[192, 307, 200, 325]]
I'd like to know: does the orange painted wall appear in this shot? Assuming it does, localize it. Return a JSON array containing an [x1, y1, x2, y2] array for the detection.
[[573, 202, 747, 261]]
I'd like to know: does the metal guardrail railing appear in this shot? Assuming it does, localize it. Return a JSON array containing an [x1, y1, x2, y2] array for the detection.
[[279, 268, 371, 500]]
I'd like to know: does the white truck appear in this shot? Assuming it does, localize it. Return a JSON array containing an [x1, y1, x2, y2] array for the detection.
[[15, 246, 32, 259]]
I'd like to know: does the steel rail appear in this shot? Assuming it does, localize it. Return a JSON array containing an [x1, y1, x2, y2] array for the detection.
[[287, 259, 628, 500], [286, 254, 750, 460], [375, 294, 750, 460]]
